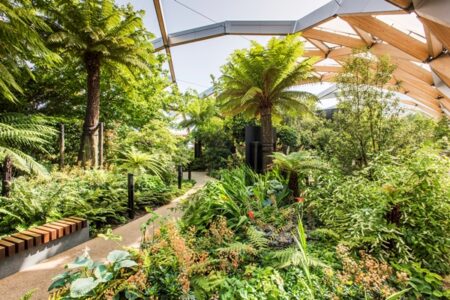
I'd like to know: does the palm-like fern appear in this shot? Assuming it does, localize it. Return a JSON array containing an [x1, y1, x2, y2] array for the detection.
[[46, 0, 157, 166], [179, 97, 218, 130], [217, 34, 318, 171], [272, 151, 327, 197], [0, 0, 58, 102], [0, 114, 56, 175], [116, 147, 167, 179]]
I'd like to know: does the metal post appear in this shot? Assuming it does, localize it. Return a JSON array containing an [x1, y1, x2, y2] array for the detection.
[[253, 141, 260, 173], [98, 122, 104, 168], [128, 173, 135, 219], [177, 165, 183, 189], [1, 156, 12, 197], [188, 163, 191, 181], [59, 123, 65, 170]]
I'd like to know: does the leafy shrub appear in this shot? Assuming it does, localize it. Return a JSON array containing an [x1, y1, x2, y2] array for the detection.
[[309, 149, 450, 273], [181, 166, 289, 231], [0, 168, 193, 236]]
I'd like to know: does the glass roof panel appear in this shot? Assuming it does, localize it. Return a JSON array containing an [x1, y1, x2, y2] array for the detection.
[[160, 0, 330, 33], [376, 14, 426, 43], [318, 17, 357, 35]]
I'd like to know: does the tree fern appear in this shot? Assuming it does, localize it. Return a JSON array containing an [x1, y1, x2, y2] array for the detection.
[[0, 0, 59, 102], [0, 114, 56, 175], [116, 147, 168, 180], [217, 34, 318, 170], [46, 0, 157, 166]]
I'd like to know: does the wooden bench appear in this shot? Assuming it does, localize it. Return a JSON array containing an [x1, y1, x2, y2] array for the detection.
[[0, 217, 87, 260]]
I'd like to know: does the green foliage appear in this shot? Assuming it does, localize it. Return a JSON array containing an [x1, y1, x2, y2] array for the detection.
[[115, 147, 169, 180], [48, 250, 141, 299], [309, 149, 450, 274], [192, 117, 234, 171], [272, 151, 327, 179], [392, 263, 450, 299], [0, 113, 56, 175], [47, 0, 156, 84], [276, 125, 298, 150], [0, 168, 193, 236], [332, 50, 402, 170], [0, 0, 58, 102], [181, 166, 289, 231], [217, 34, 317, 120]]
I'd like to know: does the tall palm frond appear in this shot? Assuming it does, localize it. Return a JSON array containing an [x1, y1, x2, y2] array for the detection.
[[0, 114, 56, 175]]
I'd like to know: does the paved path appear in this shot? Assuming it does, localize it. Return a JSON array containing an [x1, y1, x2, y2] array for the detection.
[[0, 172, 210, 300]]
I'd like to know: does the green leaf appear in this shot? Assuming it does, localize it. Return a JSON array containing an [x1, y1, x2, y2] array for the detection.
[[386, 288, 411, 300], [93, 265, 113, 283], [70, 277, 98, 298], [106, 250, 130, 263], [119, 259, 138, 268], [67, 255, 94, 269], [48, 272, 71, 291]]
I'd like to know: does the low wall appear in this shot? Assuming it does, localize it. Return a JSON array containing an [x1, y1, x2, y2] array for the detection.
[[0, 225, 89, 279]]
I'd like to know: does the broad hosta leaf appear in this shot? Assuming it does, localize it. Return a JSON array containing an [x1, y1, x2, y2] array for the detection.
[[67, 255, 94, 270], [107, 250, 130, 263], [114, 259, 137, 271], [48, 272, 71, 291], [70, 277, 98, 298], [93, 265, 113, 283]]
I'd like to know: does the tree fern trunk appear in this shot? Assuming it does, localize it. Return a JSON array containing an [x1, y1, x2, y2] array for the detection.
[[78, 52, 101, 167], [288, 172, 300, 197], [260, 106, 273, 172], [1, 156, 12, 197]]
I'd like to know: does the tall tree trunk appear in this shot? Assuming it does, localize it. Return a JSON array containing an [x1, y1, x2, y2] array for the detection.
[[78, 52, 101, 167], [260, 106, 274, 172]]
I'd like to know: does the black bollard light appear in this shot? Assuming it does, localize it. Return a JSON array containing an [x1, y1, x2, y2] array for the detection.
[[128, 173, 135, 219], [178, 165, 183, 189]]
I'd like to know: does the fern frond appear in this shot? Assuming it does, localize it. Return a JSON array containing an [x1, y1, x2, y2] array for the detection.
[[269, 247, 302, 268], [246, 226, 268, 250]]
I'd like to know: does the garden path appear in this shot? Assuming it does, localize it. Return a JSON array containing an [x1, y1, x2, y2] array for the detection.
[[0, 172, 211, 300]]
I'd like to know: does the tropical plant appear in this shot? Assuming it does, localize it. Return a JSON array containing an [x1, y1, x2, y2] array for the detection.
[[272, 151, 327, 198], [217, 34, 318, 171], [178, 96, 218, 130], [47, 0, 156, 167], [116, 147, 168, 179], [0, 114, 56, 175], [0, 0, 58, 102]]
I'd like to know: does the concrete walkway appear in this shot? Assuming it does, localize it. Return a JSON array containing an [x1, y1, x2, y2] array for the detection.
[[0, 172, 210, 300]]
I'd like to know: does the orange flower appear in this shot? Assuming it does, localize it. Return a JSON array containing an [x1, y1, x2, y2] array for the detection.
[[247, 210, 255, 220], [295, 197, 305, 203]]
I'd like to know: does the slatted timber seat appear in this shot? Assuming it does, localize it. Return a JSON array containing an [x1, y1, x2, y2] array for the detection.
[[0, 217, 87, 260]]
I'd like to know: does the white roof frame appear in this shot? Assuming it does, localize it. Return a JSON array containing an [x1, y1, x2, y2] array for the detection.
[[152, 0, 450, 118]]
